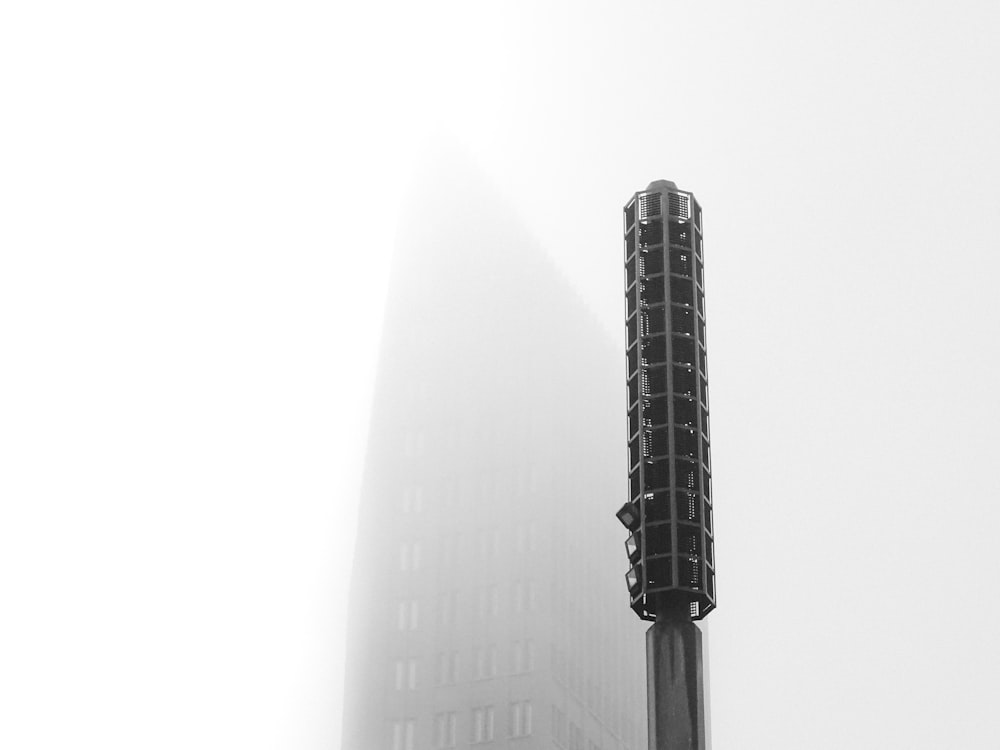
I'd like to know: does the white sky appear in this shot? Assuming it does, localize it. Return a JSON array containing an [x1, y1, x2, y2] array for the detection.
[[3, 1, 1000, 748]]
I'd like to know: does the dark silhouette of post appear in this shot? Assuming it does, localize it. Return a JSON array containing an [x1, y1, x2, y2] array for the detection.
[[618, 181, 714, 750], [646, 607, 706, 750]]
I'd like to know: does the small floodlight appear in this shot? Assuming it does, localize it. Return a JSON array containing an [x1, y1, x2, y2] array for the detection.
[[625, 565, 641, 593], [616, 501, 640, 531], [625, 532, 640, 563]]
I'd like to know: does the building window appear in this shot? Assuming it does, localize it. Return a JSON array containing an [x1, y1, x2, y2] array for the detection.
[[477, 586, 499, 618], [512, 580, 537, 614], [392, 719, 415, 750], [393, 659, 417, 690], [399, 541, 422, 572], [513, 582, 525, 613], [403, 487, 425, 513], [508, 701, 532, 738], [512, 639, 534, 674], [475, 646, 498, 680], [569, 722, 583, 750], [396, 600, 419, 631], [550, 645, 567, 684], [471, 706, 495, 743], [435, 653, 445, 686], [435, 651, 460, 686], [434, 712, 457, 748], [515, 522, 536, 553], [438, 591, 458, 627], [552, 707, 566, 747]]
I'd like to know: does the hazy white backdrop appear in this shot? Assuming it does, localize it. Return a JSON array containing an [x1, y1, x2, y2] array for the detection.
[[3, 1, 1000, 748]]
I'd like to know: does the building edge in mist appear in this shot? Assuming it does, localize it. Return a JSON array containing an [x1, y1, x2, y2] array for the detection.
[[341, 152, 648, 750]]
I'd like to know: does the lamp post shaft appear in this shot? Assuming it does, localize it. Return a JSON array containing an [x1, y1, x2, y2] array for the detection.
[[646, 617, 706, 750]]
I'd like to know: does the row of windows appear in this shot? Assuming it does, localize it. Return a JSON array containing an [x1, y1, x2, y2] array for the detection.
[[545, 538, 646, 749], [442, 526, 538, 563], [399, 464, 604, 516], [397, 525, 538, 568], [397, 471, 545, 514], [550, 643, 640, 748], [395, 583, 538, 627], [390, 703, 532, 750], [393, 641, 536, 690]]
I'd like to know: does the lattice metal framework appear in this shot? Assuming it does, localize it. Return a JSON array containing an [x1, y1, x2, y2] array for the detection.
[[621, 180, 715, 621]]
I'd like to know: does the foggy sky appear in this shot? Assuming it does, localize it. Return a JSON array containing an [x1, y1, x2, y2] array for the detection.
[[3, 2, 1000, 749]]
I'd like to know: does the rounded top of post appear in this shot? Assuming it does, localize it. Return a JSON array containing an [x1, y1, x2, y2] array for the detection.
[[645, 179, 678, 192]]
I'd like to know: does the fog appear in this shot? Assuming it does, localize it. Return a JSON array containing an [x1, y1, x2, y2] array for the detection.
[[342, 149, 647, 750], [3, 2, 1000, 749]]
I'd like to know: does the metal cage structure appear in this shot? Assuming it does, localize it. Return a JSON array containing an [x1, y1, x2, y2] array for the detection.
[[621, 180, 715, 622]]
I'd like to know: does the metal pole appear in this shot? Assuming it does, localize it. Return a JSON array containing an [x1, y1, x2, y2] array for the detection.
[[646, 604, 706, 750]]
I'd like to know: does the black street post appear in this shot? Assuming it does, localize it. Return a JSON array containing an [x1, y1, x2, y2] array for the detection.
[[619, 181, 715, 750]]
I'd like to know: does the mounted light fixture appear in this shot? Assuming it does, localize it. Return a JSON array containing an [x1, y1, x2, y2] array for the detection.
[[625, 531, 641, 564], [616, 501, 640, 531], [626, 565, 641, 594]]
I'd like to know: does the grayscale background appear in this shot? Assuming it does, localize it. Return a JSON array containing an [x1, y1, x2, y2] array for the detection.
[[2, 2, 999, 749]]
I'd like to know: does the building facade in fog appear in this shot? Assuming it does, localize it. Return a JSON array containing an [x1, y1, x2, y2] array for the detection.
[[342, 154, 647, 750]]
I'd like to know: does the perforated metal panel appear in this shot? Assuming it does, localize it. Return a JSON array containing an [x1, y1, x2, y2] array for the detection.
[[622, 182, 714, 622], [639, 192, 661, 219], [668, 192, 690, 220]]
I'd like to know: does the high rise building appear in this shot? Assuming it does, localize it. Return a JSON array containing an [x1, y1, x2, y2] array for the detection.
[[341, 154, 647, 750]]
